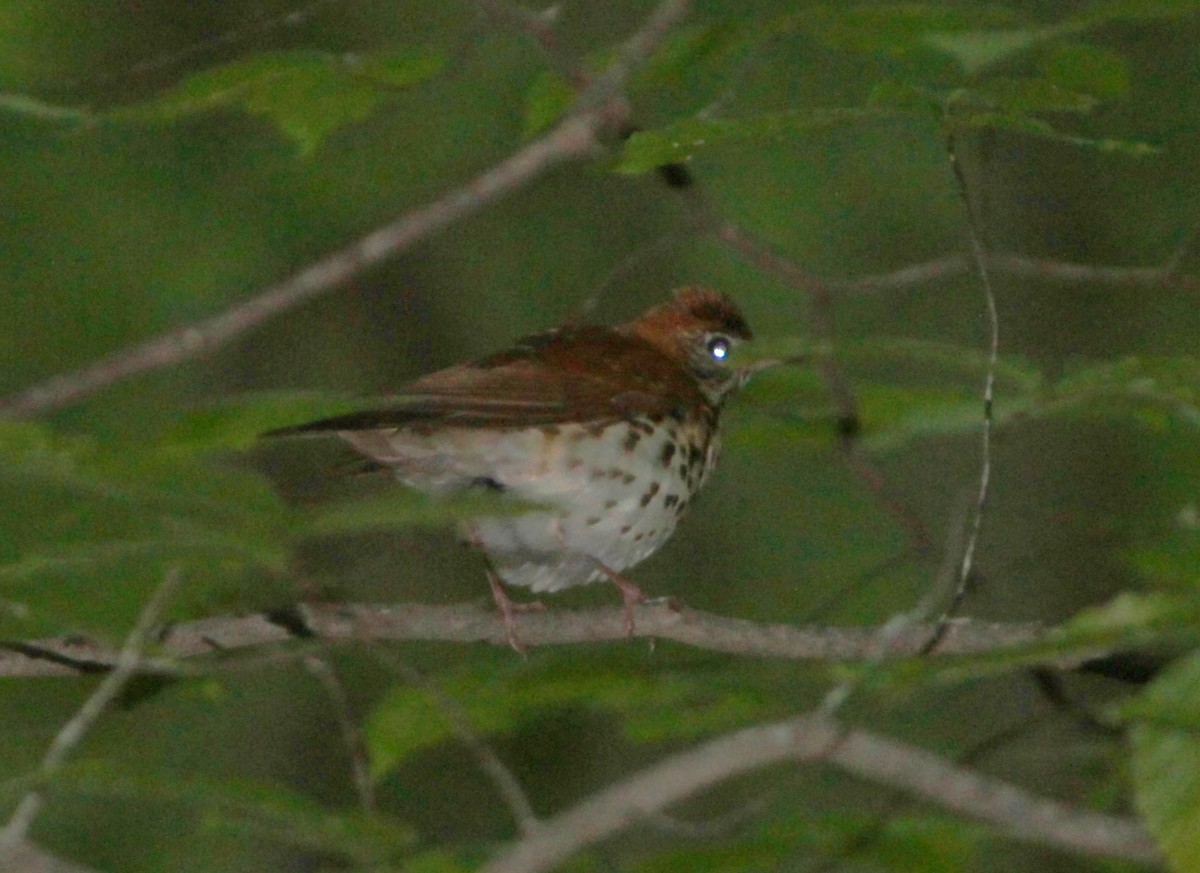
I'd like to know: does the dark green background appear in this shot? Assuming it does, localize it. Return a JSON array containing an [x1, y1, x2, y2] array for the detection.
[[1, 1, 1198, 871]]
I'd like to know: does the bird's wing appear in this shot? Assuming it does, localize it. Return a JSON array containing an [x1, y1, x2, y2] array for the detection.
[[267, 326, 695, 435]]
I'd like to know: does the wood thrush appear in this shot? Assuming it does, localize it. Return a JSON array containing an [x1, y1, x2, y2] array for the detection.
[[273, 287, 755, 647]]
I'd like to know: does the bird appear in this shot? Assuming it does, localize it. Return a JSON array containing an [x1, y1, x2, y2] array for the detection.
[[270, 287, 757, 649]]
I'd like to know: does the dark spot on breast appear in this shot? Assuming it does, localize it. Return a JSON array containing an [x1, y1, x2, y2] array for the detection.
[[634, 419, 655, 435], [620, 524, 632, 534], [660, 442, 676, 467], [688, 444, 704, 466], [586, 422, 608, 438], [604, 499, 618, 510], [639, 482, 661, 507], [586, 516, 602, 526], [608, 467, 624, 479], [634, 532, 644, 541], [622, 472, 636, 485], [471, 477, 505, 492], [568, 457, 585, 471], [678, 462, 689, 477], [663, 494, 679, 509], [590, 468, 608, 481], [623, 429, 641, 452]]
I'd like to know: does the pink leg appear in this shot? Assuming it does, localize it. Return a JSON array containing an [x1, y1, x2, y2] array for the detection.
[[465, 524, 544, 653], [487, 570, 545, 654], [597, 565, 646, 636]]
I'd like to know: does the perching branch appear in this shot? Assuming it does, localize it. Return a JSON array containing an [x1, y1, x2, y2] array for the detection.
[[0, 601, 1098, 679], [480, 711, 1159, 873]]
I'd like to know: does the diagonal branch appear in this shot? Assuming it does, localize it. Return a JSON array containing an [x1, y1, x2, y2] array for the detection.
[[0, 0, 692, 420], [479, 712, 1159, 873]]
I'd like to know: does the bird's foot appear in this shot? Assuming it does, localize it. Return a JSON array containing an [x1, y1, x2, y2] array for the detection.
[[487, 572, 545, 654], [597, 565, 646, 636]]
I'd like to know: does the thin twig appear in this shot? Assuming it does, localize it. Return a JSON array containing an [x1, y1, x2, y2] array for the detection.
[[0, 569, 183, 855], [0, 0, 693, 420], [301, 655, 376, 812], [372, 653, 541, 836], [0, 602, 1095, 678], [922, 129, 999, 652], [829, 251, 1200, 295], [480, 711, 1159, 873]]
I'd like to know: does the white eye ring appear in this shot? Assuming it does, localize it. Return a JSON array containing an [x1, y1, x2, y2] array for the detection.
[[707, 336, 731, 361]]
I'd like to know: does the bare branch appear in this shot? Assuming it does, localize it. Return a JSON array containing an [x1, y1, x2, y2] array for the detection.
[[0, 601, 1095, 678], [0, 0, 692, 420], [830, 251, 1200, 296], [0, 569, 182, 857], [480, 712, 1160, 873]]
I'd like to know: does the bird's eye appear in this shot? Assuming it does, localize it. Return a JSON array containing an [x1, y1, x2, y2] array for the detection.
[[706, 335, 731, 362]]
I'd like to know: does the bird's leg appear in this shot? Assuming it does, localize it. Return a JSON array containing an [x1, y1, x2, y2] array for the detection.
[[465, 524, 544, 653], [595, 563, 646, 636], [486, 571, 545, 654]]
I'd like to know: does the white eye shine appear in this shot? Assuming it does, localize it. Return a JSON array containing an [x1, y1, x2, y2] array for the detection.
[[707, 336, 731, 361]]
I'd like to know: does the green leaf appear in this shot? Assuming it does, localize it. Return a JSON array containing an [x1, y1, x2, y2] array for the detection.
[[522, 70, 575, 138], [788, 4, 1023, 57], [1040, 43, 1132, 100], [155, 391, 365, 455], [304, 487, 539, 536], [1128, 529, 1200, 593], [402, 849, 474, 873], [1070, 0, 1200, 27], [958, 76, 1100, 114], [115, 47, 447, 154], [0, 421, 290, 636], [1066, 592, 1192, 638], [1129, 651, 1200, 871], [634, 811, 981, 873], [1050, 357, 1200, 428], [616, 109, 899, 173], [50, 762, 415, 864], [923, 28, 1064, 75], [636, 20, 749, 85], [871, 80, 1156, 153], [0, 92, 91, 123], [955, 112, 1158, 153], [366, 652, 778, 780], [735, 338, 1043, 452]]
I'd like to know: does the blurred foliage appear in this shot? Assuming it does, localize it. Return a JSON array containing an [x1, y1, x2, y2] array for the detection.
[[2, 0, 1200, 871]]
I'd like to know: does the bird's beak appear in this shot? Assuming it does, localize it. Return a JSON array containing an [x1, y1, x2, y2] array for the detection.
[[736, 354, 805, 387]]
